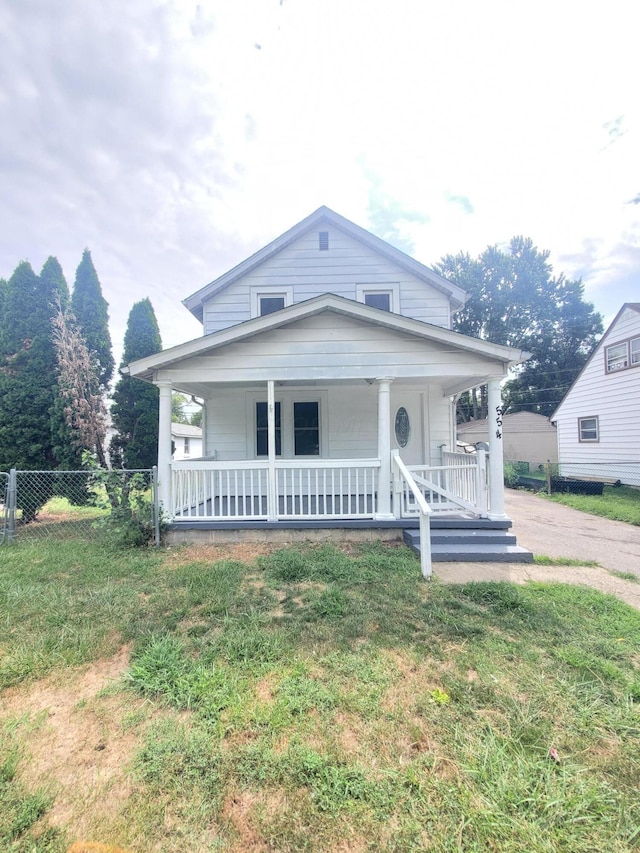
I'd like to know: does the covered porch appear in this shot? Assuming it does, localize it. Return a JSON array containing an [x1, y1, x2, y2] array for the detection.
[[157, 376, 506, 525]]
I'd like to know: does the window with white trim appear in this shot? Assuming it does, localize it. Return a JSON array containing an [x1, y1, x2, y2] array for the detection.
[[356, 283, 399, 313], [183, 437, 190, 457], [578, 416, 599, 442], [605, 336, 640, 373], [250, 286, 293, 318], [255, 400, 320, 457]]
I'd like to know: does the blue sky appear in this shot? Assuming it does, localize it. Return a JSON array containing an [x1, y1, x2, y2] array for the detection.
[[1, 0, 637, 364]]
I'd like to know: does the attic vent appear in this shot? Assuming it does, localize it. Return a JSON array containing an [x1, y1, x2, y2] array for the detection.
[[319, 231, 329, 250]]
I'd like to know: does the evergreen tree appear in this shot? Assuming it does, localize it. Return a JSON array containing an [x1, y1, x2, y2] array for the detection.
[[436, 238, 603, 420], [71, 249, 115, 389], [0, 260, 68, 518], [110, 299, 162, 469]]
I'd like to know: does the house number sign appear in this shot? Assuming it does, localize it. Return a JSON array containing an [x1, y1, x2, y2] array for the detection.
[[395, 407, 411, 447], [494, 405, 504, 440]]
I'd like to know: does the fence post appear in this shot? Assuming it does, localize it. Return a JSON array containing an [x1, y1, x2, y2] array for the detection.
[[546, 460, 552, 495], [7, 469, 17, 543], [152, 466, 160, 547]]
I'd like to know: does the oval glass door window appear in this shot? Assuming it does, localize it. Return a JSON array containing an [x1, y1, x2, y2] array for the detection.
[[395, 407, 411, 447]]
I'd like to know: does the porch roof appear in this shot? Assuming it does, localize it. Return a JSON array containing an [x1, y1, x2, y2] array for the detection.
[[127, 294, 529, 392]]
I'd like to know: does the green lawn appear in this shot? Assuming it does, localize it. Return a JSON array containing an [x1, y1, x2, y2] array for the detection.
[[543, 485, 640, 526], [1, 540, 640, 851]]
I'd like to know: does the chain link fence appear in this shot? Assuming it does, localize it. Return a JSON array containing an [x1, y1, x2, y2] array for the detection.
[[508, 460, 640, 495], [0, 468, 160, 545]]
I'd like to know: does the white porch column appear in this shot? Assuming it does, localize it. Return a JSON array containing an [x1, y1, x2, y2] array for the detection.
[[487, 378, 507, 519], [267, 379, 278, 520], [156, 381, 173, 513], [375, 377, 395, 519]]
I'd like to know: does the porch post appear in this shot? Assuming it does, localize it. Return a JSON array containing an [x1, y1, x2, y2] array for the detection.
[[267, 379, 278, 520], [375, 377, 395, 519], [487, 378, 507, 519], [156, 381, 173, 513]]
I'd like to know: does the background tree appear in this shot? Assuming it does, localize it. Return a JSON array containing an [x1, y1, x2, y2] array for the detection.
[[436, 238, 603, 420], [110, 299, 162, 469], [0, 259, 68, 518], [71, 249, 114, 390], [171, 392, 191, 424]]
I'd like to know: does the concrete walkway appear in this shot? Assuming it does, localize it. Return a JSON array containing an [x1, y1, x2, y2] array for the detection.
[[436, 489, 640, 610]]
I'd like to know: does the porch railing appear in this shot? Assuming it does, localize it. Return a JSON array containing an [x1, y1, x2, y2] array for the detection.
[[397, 450, 488, 517], [171, 459, 381, 521], [391, 451, 432, 579]]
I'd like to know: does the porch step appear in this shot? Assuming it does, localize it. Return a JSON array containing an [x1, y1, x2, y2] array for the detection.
[[403, 527, 533, 563]]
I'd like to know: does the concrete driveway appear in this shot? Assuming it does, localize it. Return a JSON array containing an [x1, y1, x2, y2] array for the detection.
[[436, 489, 640, 610]]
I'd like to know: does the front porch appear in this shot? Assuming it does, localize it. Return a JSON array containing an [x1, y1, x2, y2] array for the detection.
[[163, 449, 532, 564]]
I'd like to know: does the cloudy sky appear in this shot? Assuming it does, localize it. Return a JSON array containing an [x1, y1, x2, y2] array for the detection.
[[1, 0, 638, 365]]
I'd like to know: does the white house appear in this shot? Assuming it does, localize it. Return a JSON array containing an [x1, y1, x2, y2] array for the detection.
[[551, 303, 640, 486], [458, 411, 557, 469], [125, 207, 531, 562], [171, 423, 203, 461]]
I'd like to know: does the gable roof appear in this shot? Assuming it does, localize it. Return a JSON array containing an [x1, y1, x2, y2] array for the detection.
[[127, 292, 528, 383], [182, 206, 467, 323], [550, 302, 640, 422]]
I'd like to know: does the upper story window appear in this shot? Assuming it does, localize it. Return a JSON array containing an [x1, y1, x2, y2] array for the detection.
[[260, 296, 285, 316], [605, 336, 640, 373], [183, 437, 190, 456], [578, 416, 599, 442], [251, 286, 293, 319], [365, 292, 391, 311], [356, 283, 399, 313]]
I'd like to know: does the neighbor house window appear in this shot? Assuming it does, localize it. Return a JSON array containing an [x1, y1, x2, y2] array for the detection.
[[578, 416, 599, 442], [356, 283, 399, 313], [183, 437, 190, 457], [256, 402, 281, 456], [319, 231, 329, 250], [606, 342, 628, 373], [605, 337, 640, 373]]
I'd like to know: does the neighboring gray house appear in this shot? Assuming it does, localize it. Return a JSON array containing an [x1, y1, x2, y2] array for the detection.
[[125, 206, 530, 560], [551, 303, 640, 486], [458, 411, 558, 469]]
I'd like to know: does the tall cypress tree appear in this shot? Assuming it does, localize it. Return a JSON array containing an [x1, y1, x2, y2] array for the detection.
[[0, 260, 68, 517], [71, 249, 114, 389], [110, 299, 162, 469]]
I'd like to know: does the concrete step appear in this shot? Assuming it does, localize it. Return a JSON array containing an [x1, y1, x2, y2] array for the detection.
[[403, 527, 533, 563]]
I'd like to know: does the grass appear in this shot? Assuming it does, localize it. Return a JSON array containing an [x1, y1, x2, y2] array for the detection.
[[533, 554, 600, 567], [1, 540, 640, 851], [542, 484, 640, 525]]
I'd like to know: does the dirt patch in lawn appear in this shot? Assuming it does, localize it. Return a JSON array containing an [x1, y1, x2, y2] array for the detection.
[[1, 645, 155, 841]]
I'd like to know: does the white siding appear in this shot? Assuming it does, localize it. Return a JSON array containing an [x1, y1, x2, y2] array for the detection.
[[201, 228, 451, 334], [163, 313, 501, 386], [553, 307, 640, 481], [204, 381, 450, 464]]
